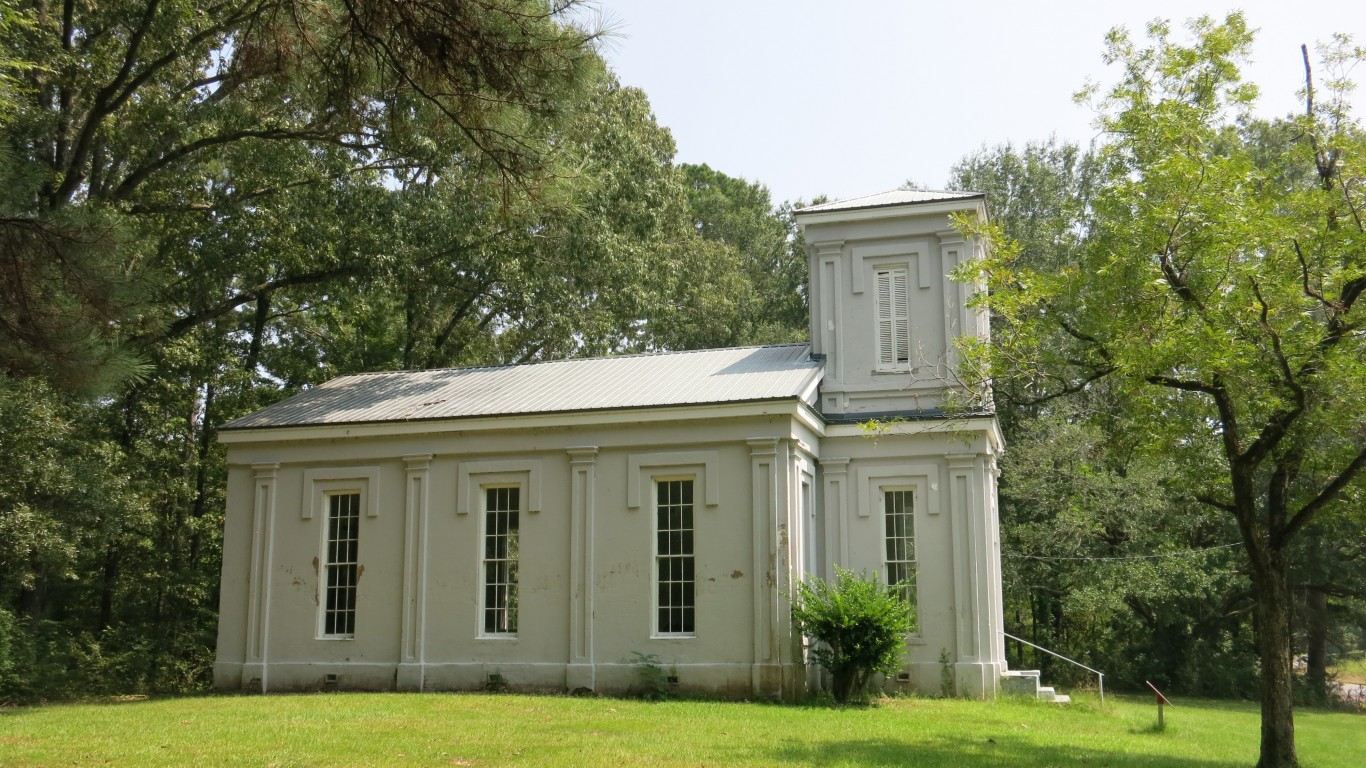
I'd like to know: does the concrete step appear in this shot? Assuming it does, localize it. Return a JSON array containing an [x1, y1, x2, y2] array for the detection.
[[1001, 670, 1042, 697], [1002, 669, 1067, 703]]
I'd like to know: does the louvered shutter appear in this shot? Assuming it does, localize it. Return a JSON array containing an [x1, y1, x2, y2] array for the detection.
[[875, 267, 910, 370]]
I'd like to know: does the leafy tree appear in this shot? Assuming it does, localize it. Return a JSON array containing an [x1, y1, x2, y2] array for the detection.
[[1, 0, 601, 392], [959, 15, 1366, 767], [675, 164, 807, 347], [791, 566, 915, 703], [951, 140, 1264, 696], [372, 73, 696, 369], [645, 164, 807, 351], [995, 396, 1258, 696], [948, 137, 1099, 429]]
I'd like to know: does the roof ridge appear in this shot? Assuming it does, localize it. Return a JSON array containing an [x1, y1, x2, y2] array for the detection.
[[796, 188, 984, 214], [331, 342, 814, 380]]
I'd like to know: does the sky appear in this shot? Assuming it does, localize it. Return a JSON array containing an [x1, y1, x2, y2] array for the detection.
[[596, 1, 1366, 205]]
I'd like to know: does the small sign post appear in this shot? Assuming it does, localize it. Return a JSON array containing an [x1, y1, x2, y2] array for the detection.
[[1146, 680, 1174, 729]]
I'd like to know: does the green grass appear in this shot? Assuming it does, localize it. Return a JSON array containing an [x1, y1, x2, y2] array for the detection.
[[1, 692, 1362, 767], [1330, 650, 1366, 684]]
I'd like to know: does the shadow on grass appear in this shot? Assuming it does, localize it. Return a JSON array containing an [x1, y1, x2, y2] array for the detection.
[[754, 734, 1245, 768]]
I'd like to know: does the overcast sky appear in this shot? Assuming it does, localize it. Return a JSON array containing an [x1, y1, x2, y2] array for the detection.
[[596, 1, 1366, 205]]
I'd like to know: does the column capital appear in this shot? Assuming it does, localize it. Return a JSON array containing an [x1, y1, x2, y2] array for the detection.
[[946, 453, 982, 470], [936, 229, 966, 246], [251, 462, 279, 479], [403, 454, 434, 471], [567, 446, 599, 464], [747, 437, 779, 457], [819, 456, 851, 473], [813, 239, 845, 257]]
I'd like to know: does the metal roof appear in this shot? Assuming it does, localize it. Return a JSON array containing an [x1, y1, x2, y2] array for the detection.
[[795, 189, 983, 214], [222, 344, 823, 430]]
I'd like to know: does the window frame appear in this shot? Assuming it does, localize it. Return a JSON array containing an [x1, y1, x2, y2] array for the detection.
[[874, 265, 912, 372], [652, 474, 697, 639], [882, 484, 919, 628], [478, 482, 522, 639], [315, 481, 366, 640]]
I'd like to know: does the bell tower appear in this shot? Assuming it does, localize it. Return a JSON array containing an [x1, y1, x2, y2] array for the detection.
[[795, 190, 1008, 699], [796, 190, 991, 420]]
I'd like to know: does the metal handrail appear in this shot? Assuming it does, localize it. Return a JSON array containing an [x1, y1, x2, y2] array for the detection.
[[1003, 630, 1105, 705]]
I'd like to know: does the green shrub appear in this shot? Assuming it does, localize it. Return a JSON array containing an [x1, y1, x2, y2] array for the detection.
[[630, 652, 672, 701], [792, 566, 915, 703]]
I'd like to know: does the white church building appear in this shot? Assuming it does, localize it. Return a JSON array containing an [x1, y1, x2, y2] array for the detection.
[[213, 190, 1010, 700]]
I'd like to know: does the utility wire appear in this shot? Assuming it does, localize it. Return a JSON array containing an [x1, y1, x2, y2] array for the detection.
[[1004, 542, 1243, 562]]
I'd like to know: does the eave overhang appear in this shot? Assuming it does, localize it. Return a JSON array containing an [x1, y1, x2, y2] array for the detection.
[[219, 397, 827, 447]]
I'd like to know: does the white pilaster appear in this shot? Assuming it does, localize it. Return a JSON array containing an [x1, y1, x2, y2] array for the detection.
[[819, 457, 850, 577], [397, 454, 432, 691], [566, 446, 599, 692], [937, 229, 967, 372], [813, 240, 845, 402], [947, 452, 1000, 698], [243, 462, 278, 692]]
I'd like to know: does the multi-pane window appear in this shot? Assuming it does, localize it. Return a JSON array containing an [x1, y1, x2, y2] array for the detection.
[[875, 266, 911, 370], [323, 491, 360, 637], [483, 486, 520, 635], [656, 479, 695, 635], [884, 488, 917, 613]]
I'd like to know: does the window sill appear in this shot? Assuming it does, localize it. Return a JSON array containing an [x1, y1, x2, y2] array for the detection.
[[477, 634, 519, 641], [650, 633, 696, 641], [316, 635, 355, 641]]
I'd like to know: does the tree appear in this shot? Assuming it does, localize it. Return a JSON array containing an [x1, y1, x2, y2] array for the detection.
[[1, 0, 601, 392], [959, 16, 1366, 767], [639, 164, 808, 351], [791, 566, 915, 703], [950, 140, 1264, 698]]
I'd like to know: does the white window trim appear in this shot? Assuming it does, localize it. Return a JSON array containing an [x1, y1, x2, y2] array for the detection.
[[628, 451, 719, 509], [651, 474, 698, 639], [881, 484, 919, 625], [303, 466, 380, 520], [457, 459, 541, 516], [477, 477, 524, 640], [313, 477, 371, 640], [850, 243, 929, 293], [856, 464, 938, 642]]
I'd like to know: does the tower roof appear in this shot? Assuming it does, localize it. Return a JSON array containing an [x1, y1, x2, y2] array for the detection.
[[795, 189, 983, 215]]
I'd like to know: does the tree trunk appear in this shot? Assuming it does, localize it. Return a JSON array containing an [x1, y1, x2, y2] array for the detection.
[[245, 292, 270, 374], [1252, 553, 1298, 768], [831, 669, 857, 703], [189, 382, 215, 568]]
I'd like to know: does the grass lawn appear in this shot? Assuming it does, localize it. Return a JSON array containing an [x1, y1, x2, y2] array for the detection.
[[1, 692, 1362, 767], [1330, 650, 1366, 684]]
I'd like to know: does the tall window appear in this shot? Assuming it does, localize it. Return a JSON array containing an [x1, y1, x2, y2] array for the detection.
[[884, 488, 917, 612], [483, 486, 520, 635], [875, 266, 910, 370], [656, 479, 695, 635], [322, 491, 360, 638]]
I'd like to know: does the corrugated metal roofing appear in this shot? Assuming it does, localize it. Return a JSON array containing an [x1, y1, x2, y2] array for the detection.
[[222, 344, 823, 430], [795, 189, 983, 214]]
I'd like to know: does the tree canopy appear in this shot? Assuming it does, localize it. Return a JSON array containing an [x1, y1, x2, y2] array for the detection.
[[1, 0, 602, 392], [958, 15, 1366, 767]]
